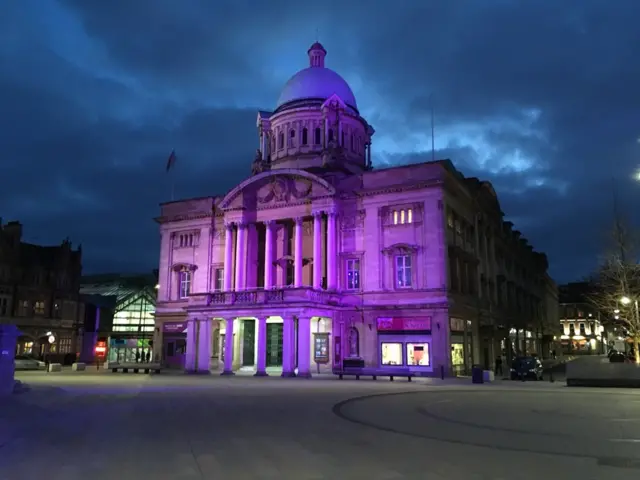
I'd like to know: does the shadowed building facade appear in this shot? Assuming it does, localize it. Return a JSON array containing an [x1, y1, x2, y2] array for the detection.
[[153, 43, 557, 376], [0, 220, 82, 359]]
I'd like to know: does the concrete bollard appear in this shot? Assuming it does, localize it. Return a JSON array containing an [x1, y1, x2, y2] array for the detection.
[[48, 363, 62, 372], [72, 363, 86, 372]]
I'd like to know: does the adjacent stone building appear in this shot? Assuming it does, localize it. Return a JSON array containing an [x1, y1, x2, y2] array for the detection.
[[153, 42, 557, 376], [0, 220, 82, 358]]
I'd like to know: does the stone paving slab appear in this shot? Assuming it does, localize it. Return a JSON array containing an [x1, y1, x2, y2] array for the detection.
[[0, 375, 632, 479]]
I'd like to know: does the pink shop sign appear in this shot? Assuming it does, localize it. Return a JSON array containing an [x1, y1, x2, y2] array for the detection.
[[376, 317, 432, 332], [163, 322, 188, 334]]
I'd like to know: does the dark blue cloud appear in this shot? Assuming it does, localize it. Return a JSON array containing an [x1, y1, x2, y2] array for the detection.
[[1, 0, 639, 282]]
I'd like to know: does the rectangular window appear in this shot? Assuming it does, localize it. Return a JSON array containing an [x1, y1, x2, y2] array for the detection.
[[346, 258, 360, 290], [213, 268, 224, 291], [395, 255, 412, 288], [19, 300, 30, 316], [406, 343, 430, 366], [34, 301, 45, 315], [381, 342, 403, 366], [0, 297, 7, 316], [285, 262, 294, 287], [392, 208, 414, 225], [179, 270, 191, 299]]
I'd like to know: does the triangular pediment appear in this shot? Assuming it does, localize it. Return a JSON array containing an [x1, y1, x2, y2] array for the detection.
[[219, 169, 336, 210], [321, 94, 347, 110]]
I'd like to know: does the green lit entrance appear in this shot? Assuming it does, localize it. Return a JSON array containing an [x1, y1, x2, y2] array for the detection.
[[266, 323, 283, 367], [242, 320, 256, 366]]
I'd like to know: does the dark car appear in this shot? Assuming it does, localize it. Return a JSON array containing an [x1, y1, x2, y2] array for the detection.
[[609, 350, 626, 363], [510, 356, 544, 380]]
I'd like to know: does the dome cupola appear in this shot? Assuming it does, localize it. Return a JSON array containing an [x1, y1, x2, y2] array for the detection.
[[276, 42, 358, 112]]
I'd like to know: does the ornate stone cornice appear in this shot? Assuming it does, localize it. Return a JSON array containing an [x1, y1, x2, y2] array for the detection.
[[381, 243, 420, 256], [171, 263, 198, 272], [356, 179, 443, 198], [154, 212, 212, 224]]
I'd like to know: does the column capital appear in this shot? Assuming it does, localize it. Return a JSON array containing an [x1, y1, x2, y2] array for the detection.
[[237, 221, 248, 230], [326, 209, 338, 218], [224, 221, 235, 229], [263, 219, 276, 227], [294, 216, 304, 225], [312, 210, 324, 218]]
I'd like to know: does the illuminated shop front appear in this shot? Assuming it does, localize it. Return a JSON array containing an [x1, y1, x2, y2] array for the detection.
[[377, 317, 432, 373], [450, 317, 473, 376]]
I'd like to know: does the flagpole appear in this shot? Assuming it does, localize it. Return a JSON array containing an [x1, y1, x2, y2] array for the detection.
[[430, 94, 435, 162]]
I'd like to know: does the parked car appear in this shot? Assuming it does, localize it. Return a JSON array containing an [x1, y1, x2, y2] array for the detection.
[[14, 355, 46, 371], [510, 356, 544, 380], [609, 350, 626, 363]]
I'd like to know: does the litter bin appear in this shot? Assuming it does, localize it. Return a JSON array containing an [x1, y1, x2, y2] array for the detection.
[[471, 364, 484, 384]]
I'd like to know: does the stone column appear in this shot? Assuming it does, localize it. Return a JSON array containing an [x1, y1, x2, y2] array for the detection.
[[264, 220, 275, 289], [313, 212, 323, 289], [235, 222, 247, 291], [221, 318, 235, 375], [294, 217, 304, 287], [327, 211, 337, 290], [281, 317, 296, 377], [297, 316, 312, 378], [254, 317, 268, 376], [185, 318, 197, 372], [223, 222, 234, 291], [197, 319, 212, 374]]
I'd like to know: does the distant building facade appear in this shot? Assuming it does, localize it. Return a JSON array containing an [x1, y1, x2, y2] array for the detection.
[[0, 220, 82, 357], [80, 273, 157, 363], [153, 43, 558, 377], [558, 282, 607, 354]]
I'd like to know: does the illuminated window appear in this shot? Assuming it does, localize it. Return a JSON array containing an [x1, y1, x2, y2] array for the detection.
[[392, 208, 414, 225], [179, 270, 192, 299], [34, 301, 45, 315], [381, 342, 403, 365], [395, 255, 412, 288], [406, 343, 430, 366], [345, 259, 360, 290]]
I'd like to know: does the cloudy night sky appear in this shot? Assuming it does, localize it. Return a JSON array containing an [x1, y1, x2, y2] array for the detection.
[[1, 0, 639, 283]]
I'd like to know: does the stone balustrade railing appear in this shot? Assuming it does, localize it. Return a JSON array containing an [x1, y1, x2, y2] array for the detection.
[[188, 287, 340, 308]]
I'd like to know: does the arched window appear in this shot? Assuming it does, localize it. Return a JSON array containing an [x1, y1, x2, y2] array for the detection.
[[347, 327, 359, 357], [314, 127, 321, 145], [328, 129, 334, 143], [341, 131, 345, 146], [302, 128, 308, 145], [288, 129, 295, 148], [278, 132, 284, 149]]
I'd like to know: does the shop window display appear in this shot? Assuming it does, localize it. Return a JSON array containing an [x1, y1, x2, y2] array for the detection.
[[381, 342, 403, 365], [406, 343, 429, 366]]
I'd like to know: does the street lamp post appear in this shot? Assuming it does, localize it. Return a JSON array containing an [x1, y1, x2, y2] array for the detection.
[[620, 296, 640, 363]]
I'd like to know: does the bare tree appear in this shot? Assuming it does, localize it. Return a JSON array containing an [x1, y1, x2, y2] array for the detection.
[[589, 218, 640, 363]]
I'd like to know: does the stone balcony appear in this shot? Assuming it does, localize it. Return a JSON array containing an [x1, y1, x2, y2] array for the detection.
[[187, 287, 343, 309]]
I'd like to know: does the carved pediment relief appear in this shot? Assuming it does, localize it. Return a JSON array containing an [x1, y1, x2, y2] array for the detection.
[[258, 176, 312, 204], [219, 169, 337, 210], [381, 243, 420, 256]]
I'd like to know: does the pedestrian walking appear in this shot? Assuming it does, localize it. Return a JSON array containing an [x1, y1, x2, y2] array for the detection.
[[495, 356, 503, 376]]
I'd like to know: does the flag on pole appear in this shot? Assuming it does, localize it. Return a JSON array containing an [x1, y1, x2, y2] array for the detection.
[[165, 149, 177, 172]]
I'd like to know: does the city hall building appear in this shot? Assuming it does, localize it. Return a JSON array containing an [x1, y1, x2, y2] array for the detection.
[[153, 43, 557, 377]]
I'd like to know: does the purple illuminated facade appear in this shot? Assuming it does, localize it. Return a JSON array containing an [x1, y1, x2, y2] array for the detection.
[[153, 43, 557, 377]]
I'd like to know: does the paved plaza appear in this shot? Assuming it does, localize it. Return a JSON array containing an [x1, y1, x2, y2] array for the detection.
[[1, 371, 639, 479]]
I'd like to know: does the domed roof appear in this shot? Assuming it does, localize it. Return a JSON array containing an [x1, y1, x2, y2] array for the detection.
[[276, 42, 358, 111]]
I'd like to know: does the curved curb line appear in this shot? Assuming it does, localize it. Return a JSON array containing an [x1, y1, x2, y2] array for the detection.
[[331, 389, 640, 469]]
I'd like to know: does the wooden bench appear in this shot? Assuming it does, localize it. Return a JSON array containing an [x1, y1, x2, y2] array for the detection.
[[108, 363, 161, 374], [335, 367, 414, 382]]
